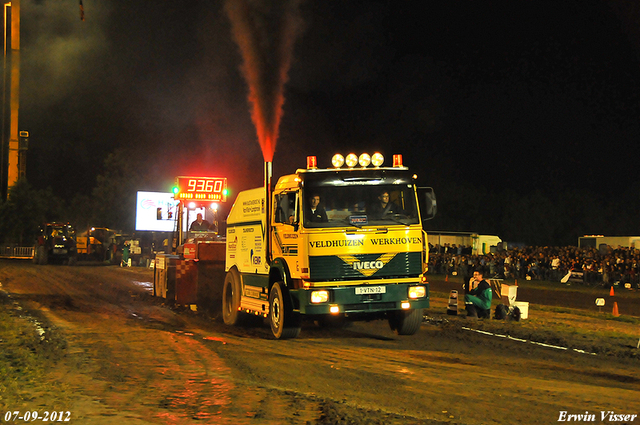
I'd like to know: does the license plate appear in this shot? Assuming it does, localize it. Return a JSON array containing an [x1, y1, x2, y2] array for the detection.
[[53, 249, 67, 255], [355, 286, 386, 295]]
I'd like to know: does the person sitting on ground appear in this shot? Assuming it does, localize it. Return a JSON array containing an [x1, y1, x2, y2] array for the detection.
[[464, 270, 492, 318]]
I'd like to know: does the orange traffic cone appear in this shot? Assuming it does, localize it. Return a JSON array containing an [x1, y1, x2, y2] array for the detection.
[[612, 302, 619, 317], [610, 286, 615, 296], [445, 274, 448, 282]]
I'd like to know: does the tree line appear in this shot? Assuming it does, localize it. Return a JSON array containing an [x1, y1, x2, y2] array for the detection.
[[0, 150, 143, 245], [1, 149, 638, 247]]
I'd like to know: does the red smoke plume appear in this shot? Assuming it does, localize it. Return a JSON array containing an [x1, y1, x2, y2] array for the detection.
[[225, 0, 302, 163]]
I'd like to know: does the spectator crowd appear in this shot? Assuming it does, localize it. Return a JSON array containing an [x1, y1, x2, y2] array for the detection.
[[427, 243, 640, 288]]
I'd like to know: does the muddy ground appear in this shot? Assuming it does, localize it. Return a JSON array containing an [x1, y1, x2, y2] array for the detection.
[[0, 260, 639, 424]]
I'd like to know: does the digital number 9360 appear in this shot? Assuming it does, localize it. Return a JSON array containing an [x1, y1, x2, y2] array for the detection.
[[187, 179, 223, 193]]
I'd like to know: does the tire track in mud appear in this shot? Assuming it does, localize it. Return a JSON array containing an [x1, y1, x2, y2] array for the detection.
[[209, 321, 640, 424], [1, 262, 328, 424]]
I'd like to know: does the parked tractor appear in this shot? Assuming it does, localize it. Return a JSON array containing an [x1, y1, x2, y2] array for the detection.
[[33, 222, 78, 265]]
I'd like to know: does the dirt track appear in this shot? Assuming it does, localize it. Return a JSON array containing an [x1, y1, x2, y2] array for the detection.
[[0, 260, 639, 424]]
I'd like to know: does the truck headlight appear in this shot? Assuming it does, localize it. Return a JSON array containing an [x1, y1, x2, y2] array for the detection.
[[408, 286, 426, 299], [311, 290, 329, 303]]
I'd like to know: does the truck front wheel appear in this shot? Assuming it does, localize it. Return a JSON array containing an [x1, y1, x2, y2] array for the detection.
[[269, 281, 301, 339], [388, 308, 423, 335], [222, 269, 242, 325]]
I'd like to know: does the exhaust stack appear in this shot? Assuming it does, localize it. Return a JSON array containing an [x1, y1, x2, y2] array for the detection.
[[264, 161, 272, 264]]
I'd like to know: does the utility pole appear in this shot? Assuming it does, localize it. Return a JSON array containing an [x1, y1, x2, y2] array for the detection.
[[1, 0, 19, 201]]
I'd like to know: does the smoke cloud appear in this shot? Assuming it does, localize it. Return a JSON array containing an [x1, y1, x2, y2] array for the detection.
[[224, 0, 303, 163]]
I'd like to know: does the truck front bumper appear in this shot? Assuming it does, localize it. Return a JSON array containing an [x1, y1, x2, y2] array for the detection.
[[295, 282, 429, 315]]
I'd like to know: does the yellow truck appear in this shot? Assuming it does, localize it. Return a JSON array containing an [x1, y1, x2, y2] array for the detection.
[[224, 153, 436, 338]]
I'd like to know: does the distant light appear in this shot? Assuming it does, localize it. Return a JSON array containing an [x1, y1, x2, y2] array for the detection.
[[188, 202, 196, 209], [358, 153, 371, 167], [332, 154, 345, 168], [211, 203, 219, 211], [371, 152, 384, 167], [345, 153, 358, 168], [172, 186, 179, 194]]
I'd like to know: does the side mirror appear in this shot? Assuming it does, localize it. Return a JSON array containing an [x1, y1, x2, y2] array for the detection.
[[418, 187, 437, 220]]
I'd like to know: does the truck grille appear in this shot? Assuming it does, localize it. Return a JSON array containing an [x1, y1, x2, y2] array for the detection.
[[309, 252, 421, 281]]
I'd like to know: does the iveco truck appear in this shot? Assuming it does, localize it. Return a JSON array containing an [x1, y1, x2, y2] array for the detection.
[[224, 153, 436, 338]]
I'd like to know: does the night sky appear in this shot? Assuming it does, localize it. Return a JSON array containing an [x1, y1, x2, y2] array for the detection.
[[18, 1, 640, 216]]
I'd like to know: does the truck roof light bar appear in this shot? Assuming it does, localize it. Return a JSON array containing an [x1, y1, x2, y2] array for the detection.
[[332, 152, 385, 169]]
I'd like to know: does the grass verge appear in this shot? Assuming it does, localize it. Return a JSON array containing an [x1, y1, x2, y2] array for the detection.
[[0, 294, 72, 411]]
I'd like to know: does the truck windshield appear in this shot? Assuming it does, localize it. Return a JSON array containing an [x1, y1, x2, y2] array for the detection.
[[301, 171, 420, 228]]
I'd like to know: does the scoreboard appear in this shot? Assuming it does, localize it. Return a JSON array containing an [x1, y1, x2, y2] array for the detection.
[[174, 176, 227, 202]]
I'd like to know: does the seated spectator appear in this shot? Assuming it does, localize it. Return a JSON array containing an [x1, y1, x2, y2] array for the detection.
[[464, 270, 492, 318]]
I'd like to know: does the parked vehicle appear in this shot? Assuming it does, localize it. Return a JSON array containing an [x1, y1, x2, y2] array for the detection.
[[33, 222, 78, 265]]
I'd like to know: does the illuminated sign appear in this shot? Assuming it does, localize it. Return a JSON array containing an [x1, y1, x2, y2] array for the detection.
[[135, 192, 178, 232], [174, 176, 227, 202]]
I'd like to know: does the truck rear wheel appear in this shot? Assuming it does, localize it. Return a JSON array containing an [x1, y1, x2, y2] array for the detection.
[[222, 269, 242, 325], [269, 281, 300, 339], [388, 308, 423, 335], [37, 246, 48, 265]]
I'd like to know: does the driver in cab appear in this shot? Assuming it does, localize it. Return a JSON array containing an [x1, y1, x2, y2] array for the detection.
[[190, 213, 211, 231], [305, 194, 328, 223], [370, 191, 401, 218]]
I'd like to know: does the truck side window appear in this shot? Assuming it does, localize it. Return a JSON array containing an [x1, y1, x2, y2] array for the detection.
[[274, 193, 298, 224]]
